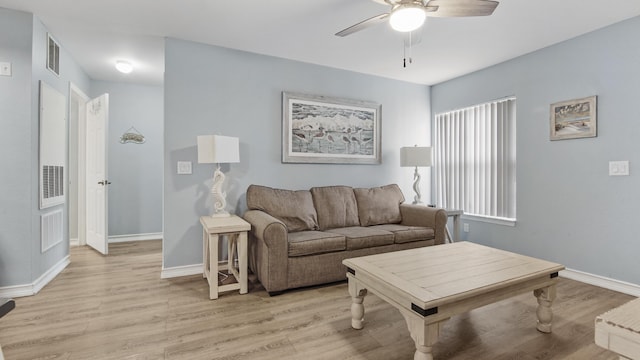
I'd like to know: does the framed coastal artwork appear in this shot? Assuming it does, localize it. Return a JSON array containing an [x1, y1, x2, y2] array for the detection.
[[282, 92, 381, 164], [550, 95, 597, 140]]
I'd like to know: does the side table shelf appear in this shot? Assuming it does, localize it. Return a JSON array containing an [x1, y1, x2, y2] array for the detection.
[[200, 215, 251, 300]]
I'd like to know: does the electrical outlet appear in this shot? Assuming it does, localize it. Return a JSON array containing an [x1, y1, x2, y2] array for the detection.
[[609, 161, 629, 176], [463, 223, 469, 232], [0, 62, 11, 76]]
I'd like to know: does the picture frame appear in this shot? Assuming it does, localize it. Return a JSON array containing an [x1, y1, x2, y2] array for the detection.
[[282, 91, 381, 164], [550, 95, 597, 140]]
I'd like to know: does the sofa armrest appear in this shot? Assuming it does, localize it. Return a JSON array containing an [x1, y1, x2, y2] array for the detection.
[[243, 210, 288, 249], [243, 210, 289, 293], [400, 204, 448, 245]]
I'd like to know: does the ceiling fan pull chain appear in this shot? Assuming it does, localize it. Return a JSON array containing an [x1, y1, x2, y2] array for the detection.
[[403, 39, 407, 68], [409, 31, 413, 64], [402, 32, 414, 68]]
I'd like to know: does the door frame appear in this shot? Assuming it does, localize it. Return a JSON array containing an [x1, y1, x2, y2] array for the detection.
[[69, 82, 89, 247]]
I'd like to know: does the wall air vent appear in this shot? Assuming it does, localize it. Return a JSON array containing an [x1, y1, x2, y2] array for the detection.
[[47, 33, 60, 76], [41, 209, 63, 252], [42, 165, 64, 199]]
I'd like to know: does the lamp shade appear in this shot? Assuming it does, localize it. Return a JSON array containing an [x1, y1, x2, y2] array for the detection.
[[400, 146, 431, 167], [197, 135, 240, 164]]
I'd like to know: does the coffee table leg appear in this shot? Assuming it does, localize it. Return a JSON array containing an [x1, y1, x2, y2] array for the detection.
[[534, 285, 556, 333], [402, 312, 443, 360], [348, 280, 367, 330]]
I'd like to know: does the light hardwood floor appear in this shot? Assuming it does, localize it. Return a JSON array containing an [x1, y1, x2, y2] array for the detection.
[[0, 240, 633, 360]]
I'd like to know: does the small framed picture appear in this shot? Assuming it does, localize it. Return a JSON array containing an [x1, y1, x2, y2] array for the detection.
[[550, 95, 597, 140]]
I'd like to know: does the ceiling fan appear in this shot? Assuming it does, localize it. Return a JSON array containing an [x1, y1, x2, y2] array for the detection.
[[336, 0, 499, 37]]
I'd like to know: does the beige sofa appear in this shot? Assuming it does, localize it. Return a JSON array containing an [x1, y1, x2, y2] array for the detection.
[[243, 184, 448, 295]]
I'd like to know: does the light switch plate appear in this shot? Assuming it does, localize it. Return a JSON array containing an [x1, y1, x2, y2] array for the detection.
[[609, 161, 629, 176], [0, 62, 11, 76], [177, 161, 192, 175]]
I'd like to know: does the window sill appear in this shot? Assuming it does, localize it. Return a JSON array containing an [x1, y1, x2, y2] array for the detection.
[[461, 214, 516, 227]]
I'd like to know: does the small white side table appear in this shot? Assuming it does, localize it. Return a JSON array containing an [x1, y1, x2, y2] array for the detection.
[[200, 215, 251, 300], [445, 209, 463, 243], [595, 297, 640, 359]]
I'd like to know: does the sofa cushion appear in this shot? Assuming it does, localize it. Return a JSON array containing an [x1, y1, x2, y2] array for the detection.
[[288, 231, 346, 257], [326, 226, 394, 250], [353, 184, 405, 226], [369, 224, 435, 244], [246, 185, 318, 232], [311, 186, 360, 230]]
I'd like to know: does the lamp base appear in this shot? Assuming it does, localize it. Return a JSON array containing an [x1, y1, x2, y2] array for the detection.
[[211, 165, 229, 217], [411, 166, 423, 205]]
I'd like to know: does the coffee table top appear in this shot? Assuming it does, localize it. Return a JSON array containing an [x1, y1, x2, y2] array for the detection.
[[596, 297, 640, 333], [343, 241, 564, 310]]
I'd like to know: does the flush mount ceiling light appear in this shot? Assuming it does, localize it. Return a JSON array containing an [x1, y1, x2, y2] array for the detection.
[[389, 4, 426, 32], [115, 60, 133, 74]]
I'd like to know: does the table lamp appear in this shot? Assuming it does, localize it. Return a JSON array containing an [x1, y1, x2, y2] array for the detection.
[[400, 145, 432, 204], [197, 135, 240, 217]]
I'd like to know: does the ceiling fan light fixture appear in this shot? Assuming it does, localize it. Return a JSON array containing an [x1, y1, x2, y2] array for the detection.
[[115, 60, 133, 74], [389, 5, 426, 32]]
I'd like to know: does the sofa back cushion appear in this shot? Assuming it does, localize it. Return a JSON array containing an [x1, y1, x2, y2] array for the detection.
[[354, 184, 405, 226], [310, 186, 360, 230], [246, 185, 318, 232]]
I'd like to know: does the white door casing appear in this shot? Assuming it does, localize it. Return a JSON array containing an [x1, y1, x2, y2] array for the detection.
[[86, 94, 109, 255], [69, 82, 89, 247]]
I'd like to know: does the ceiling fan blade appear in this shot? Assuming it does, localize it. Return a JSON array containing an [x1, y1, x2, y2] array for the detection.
[[335, 13, 390, 37], [425, 0, 499, 17]]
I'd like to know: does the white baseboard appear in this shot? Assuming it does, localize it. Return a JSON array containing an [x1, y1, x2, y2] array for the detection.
[[160, 263, 203, 279], [560, 268, 640, 297], [108, 232, 163, 243], [70, 237, 79, 247], [0, 255, 70, 298], [0, 283, 33, 298]]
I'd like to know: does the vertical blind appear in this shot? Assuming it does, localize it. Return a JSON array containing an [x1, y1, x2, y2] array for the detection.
[[434, 98, 516, 220]]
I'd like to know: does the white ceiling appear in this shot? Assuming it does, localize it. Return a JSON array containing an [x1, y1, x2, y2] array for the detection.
[[2, 0, 640, 86]]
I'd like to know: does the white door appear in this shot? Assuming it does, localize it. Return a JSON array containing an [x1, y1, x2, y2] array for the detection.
[[85, 94, 109, 255]]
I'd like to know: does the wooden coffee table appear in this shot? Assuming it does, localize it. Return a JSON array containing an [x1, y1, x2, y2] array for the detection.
[[343, 242, 564, 360], [595, 297, 640, 359]]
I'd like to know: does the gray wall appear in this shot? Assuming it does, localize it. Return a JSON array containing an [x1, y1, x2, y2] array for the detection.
[[431, 16, 640, 285], [0, 8, 91, 288], [91, 81, 164, 237], [0, 8, 33, 286], [164, 38, 432, 269]]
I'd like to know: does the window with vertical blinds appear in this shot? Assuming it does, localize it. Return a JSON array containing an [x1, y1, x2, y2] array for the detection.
[[434, 98, 516, 222]]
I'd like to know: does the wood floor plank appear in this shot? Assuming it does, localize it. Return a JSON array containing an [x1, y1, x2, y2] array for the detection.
[[0, 240, 633, 359]]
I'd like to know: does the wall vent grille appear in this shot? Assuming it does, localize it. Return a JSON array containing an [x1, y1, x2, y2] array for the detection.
[[47, 33, 60, 76], [42, 165, 64, 199], [41, 209, 63, 253]]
